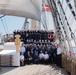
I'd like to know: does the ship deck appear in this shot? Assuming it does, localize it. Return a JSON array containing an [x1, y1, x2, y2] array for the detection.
[[0, 64, 68, 75]]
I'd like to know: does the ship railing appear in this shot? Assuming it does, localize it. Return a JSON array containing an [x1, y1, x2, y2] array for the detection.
[[62, 48, 76, 75], [2, 34, 14, 43]]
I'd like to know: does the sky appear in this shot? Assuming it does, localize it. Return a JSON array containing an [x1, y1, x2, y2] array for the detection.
[[0, 12, 54, 35], [0, 16, 25, 35]]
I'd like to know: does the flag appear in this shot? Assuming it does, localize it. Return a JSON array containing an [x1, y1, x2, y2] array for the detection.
[[42, 4, 51, 12]]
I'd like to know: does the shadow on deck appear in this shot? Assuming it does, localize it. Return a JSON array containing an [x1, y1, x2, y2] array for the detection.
[[0, 64, 69, 75]]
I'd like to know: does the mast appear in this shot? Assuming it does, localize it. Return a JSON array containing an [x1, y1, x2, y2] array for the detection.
[[31, 20, 41, 30], [22, 18, 28, 30], [25, 21, 29, 30]]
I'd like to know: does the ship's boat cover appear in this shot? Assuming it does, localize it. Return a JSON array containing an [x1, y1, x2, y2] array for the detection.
[[0, 0, 42, 21]]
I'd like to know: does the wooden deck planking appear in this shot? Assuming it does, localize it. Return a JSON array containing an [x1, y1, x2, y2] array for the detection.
[[0, 65, 68, 75]]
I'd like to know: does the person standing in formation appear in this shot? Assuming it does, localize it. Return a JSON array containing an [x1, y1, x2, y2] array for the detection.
[[20, 43, 26, 54], [56, 44, 62, 68]]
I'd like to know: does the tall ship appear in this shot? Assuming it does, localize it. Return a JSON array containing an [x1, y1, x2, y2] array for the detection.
[[0, 0, 76, 75]]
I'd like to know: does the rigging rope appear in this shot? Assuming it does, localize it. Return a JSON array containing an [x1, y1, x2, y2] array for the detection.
[[0, 18, 7, 34], [52, 0, 67, 38], [57, 0, 72, 33], [70, 16, 74, 26], [0, 15, 6, 18], [3, 17, 9, 33], [74, 0, 76, 11], [56, 0, 69, 28], [65, 0, 76, 20], [61, 0, 64, 5], [57, 0, 76, 46], [54, 0, 76, 52], [50, 0, 66, 41], [0, 15, 9, 34], [48, 0, 70, 52]]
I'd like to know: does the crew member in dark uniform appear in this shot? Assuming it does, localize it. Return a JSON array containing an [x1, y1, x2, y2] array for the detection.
[[56, 44, 62, 68], [26, 51, 33, 64], [33, 51, 39, 64]]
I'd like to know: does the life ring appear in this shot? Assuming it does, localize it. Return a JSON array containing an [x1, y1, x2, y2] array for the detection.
[[48, 33, 55, 40]]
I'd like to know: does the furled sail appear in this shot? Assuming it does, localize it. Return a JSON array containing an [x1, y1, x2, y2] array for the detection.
[[0, 0, 42, 21]]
